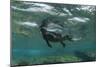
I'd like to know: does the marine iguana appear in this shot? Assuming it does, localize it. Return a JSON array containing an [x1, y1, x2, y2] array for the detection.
[[40, 17, 73, 48]]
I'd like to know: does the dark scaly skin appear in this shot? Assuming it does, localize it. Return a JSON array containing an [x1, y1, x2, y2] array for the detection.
[[40, 18, 73, 48]]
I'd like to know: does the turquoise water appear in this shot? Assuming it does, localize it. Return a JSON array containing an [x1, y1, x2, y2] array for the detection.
[[11, 1, 96, 66]]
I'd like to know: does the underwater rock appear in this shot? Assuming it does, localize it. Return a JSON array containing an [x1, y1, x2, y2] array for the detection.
[[74, 51, 96, 61]]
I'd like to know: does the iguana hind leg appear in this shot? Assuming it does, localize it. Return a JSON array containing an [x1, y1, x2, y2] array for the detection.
[[60, 41, 66, 48], [45, 39, 52, 48]]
